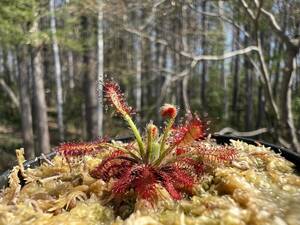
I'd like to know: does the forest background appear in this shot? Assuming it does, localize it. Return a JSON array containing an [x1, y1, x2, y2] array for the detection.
[[0, 0, 299, 172]]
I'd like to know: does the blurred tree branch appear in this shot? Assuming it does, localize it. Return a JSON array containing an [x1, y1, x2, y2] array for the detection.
[[0, 78, 20, 111], [216, 127, 268, 137], [124, 26, 258, 62], [187, 2, 250, 37]]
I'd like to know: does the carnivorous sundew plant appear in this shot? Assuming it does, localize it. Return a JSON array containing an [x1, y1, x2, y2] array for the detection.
[[57, 80, 237, 204]]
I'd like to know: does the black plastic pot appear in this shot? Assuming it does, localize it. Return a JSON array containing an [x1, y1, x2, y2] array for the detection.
[[1, 135, 299, 188]]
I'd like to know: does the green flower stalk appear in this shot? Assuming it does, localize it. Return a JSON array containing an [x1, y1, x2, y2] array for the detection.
[[104, 81, 145, 158], [145, 122, 159, 163], [154, 104, 177, 166]]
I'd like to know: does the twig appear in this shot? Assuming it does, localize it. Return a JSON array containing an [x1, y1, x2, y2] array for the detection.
[[139, 0, 166, 30], [0, 79, 20, 110], [241, 0, 296, 49], [41, 153, 54, 166], [187, 2, 250, 37], [183, 46, 259, 61], [39, 175, 63, 183], [216, 127, 268, 137], [258, 7, 295, 48], [154, 45, 258, 104], [240, 0, 256, 20]]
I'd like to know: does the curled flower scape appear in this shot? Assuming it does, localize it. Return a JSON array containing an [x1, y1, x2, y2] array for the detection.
[[104, 81, 134, 116], [160, 103, 177, 119], [170, 115, 206, 147], [58, 80, 237, 203]]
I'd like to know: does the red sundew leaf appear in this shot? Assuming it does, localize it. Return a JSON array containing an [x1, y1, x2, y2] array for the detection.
[[136, 183, 157, 201], [176, 157, 205, 175], [110, 162, 195, 201], [91, 159, 133, 181], [159, 171, 182, 200], [161, 162, 195, 190], [195, 143, 237, 164], [90, 150, 129, 180], [112, 165, 135, 195], [171, 115, 206, 147], [104, 81, 134, 116], [112, 165, 158, 201], [169, 165, 195, 189], [123, 142, 140, 155], [175, 148, 187, 155], [133, 166, 157, 201], [56, 139, 107, 157]]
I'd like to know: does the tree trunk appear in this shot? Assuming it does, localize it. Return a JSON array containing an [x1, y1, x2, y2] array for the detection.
[[50, 0, 64, 141], [231, 27, 240, 125], [181, 4, 190, 112], [11, 51, 18, 83], [244, 59, 253, 131], [135, 35, 142, 126], [64, 0, 75, 89], [17, 46, 35, 159], [97, 3, 104, 137], [244, 25, 253, 130], [200, 1, 207, 110], [256, 83, 265, 129], [133, 4, 143, 126], [273, 3, 287, 99], [272, 41, 283, 99], [7, 49, 15, 83], [32, 48, 51, 154], [67, 51, 75, 88], [174, 8, 181, 108], [2, 48, 10, 82], [156, 44, 166, 123], [280, 48, 300, 152], [81, 16, 98, 140], [0, 47, 3, 75], [220, 62, 228, 120], [218, 1, 228, 120], [150, 34, 156, 100], [31, 11, 50, 155]]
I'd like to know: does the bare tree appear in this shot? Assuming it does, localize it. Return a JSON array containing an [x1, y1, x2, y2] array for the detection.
[[135, 7, 143, 126], [50, 0, 64, 141], [0, 47, 3, 75], [181, 4, 190, 112], [200, 1, 207, 110], [231, 17, 240, 125], [65, 0, 75, 89], [97, 1, 104, 137], [31, 10, 51, 154], [67, 51, 75, 89], [81, 15, 98, 140], [218, 1, 228, 120], [244, 25, 253, 130], [135, 36, 142, 126], [17, 46, 35, 159]]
